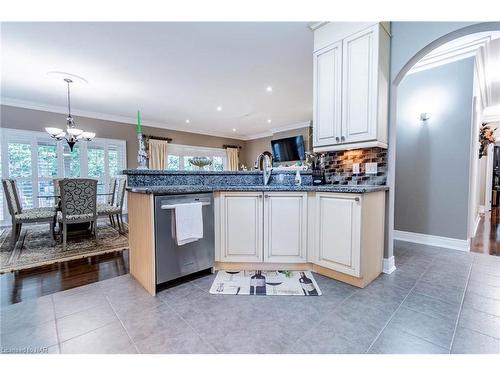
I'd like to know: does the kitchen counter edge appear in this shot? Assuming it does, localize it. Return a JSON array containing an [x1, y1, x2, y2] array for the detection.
[[126, 185, 389, 194]]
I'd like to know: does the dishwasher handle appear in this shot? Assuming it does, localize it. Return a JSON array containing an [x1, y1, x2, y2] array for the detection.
[[161, 201, 211, 210]]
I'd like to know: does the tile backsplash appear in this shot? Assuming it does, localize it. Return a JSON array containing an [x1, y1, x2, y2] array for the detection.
[[321, 147, 387, 185]]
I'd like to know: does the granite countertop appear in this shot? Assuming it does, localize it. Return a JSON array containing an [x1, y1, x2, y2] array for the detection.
[[127, 184, 389, 194], [123, 169, 312, 175]]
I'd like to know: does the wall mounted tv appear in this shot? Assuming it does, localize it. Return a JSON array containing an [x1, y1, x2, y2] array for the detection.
[[271, 135, 305, 163]]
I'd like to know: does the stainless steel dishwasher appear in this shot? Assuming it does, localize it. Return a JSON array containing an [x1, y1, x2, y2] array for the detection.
[[154, 193, 214, 286]]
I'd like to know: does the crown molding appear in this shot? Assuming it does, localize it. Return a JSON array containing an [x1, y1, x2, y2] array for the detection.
[[0, 97, 249, 140], [408, 34, 495, 76], [244, 121, 312, 140], [308, 22, 328, 31], [271, 120, 311, 134], [244, 131, 274, 140], [1, 97, 312, 142], [483, 105, 500, 123]]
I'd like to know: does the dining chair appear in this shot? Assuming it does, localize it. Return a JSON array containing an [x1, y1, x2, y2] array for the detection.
[[2, 178, 57, 249], [58, 178, 98, 250], [97, 177, 126, 233], [52, 178, 64, 208], [97, 177, 117, 227]]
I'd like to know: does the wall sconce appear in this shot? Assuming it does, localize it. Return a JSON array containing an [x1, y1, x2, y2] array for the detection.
[[420, 113, 430, 121]]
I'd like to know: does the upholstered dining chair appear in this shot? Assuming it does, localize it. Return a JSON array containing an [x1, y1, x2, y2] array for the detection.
[[97, 177, 126, 233], [58, 178, 98, 250], [97, 177, 117, 227], [2, 178, 57, 249], [52, 177, 64, 207]]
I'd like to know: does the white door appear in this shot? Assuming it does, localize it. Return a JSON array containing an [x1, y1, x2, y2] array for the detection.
[[341, 25, 378, 143], [313, 41, 343, 147], [219, 192, 263, 262], [263, 192, 308, 263], [314, 193, 361, 276]]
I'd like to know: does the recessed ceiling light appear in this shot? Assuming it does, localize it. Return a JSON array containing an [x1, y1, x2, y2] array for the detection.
[[266, 86, 273, 92], [217, 106, 222, 112], [232, 128, 236, 132], [267, 119, 272, 124], [185, 119, 190, 124]]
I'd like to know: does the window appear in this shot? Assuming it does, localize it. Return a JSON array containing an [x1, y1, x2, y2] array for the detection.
[[1, 128, 127, 224], [38, 139, 58, 208], [88, 145, 105, 195], [167, 155, 180, 171], [7, 141, 33, 209], [63, 143, 81, 177], [165, 144, 227, 171]]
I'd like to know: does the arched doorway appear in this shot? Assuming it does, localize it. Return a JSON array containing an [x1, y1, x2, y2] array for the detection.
[[386, 22, 500, 272]]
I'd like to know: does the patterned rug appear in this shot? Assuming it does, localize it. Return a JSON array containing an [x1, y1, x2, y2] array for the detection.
[[209, 270, 322, 296], [0, 220, 129, 273]]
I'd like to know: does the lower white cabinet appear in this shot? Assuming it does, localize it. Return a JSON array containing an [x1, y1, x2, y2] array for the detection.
[[216, 191, 307, 263], [313, 193, 361, 277], [218, 192, 263, 262], [264, 192, 308, 263], [215, 190, 385, 287]]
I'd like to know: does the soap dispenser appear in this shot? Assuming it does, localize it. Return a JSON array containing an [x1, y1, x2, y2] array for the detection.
[[295, 170, 302, 186]]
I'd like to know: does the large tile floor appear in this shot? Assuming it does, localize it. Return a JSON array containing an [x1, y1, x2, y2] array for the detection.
[[1, 241, 499, 354]]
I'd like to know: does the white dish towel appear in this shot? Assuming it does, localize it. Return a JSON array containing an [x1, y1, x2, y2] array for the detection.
[[172, 202, 203, 246]]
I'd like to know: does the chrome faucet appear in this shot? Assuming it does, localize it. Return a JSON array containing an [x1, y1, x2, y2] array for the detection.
[[256, 153, 273, 185]]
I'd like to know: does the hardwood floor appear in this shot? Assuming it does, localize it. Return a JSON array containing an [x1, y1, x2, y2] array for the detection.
[[0, 250, 129, 306], [471, 207, 500, 256]]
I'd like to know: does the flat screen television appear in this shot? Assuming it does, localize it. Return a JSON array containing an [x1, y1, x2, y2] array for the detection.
[[271, 135, 305, 163]]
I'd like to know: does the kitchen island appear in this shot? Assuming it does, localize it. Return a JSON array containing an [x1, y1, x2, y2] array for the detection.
[[124, 170, 388, 295]]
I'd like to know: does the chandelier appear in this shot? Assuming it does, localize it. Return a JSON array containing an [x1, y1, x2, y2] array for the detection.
[[45, 78, 95, 151]]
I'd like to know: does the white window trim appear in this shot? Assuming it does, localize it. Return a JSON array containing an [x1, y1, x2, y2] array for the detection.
[[166, 143, 227, 170], [1, 128, 127, 225]]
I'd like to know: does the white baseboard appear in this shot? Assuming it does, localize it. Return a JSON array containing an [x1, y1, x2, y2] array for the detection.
[[393, 230, 470, 252], [383, 256, 396, 274]]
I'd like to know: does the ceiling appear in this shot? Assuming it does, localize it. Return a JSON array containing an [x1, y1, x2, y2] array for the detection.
[[0, 22, 314, 139]]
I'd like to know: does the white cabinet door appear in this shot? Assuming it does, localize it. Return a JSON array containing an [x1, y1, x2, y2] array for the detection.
[[314, 193, 361, 276], [219, 192, 263, 262], [313, 41, 342, 147], [263, 192, 307, 263], [341, 25, 378, 143]]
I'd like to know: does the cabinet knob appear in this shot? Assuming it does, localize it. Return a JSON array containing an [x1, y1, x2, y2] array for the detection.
[[341, 136, 345, 141], [264, 195, 269, 198], [335, 137, 340, 142]]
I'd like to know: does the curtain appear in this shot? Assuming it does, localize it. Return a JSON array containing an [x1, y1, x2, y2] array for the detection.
[[148, 139, 169, 170], [226, 147, 239, 171]]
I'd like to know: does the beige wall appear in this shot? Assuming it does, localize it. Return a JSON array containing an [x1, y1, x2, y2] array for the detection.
[[0, 105, 245, 169], [242, 126, 312, 168]]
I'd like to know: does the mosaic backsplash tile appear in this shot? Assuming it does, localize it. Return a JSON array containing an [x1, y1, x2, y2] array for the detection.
[[321, 147, 387, 185]]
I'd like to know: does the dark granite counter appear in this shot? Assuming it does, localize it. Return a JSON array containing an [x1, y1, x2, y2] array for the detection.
[[123, 169, 311, 175], [127, 184, 388, 195], [124, 169, 388, 195]]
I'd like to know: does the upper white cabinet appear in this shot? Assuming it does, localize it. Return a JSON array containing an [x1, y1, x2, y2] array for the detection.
[[312, 23, 390, 152], [313, 41, 342, 147], [263, 192, 308, 263], [217, 192, 263, 262]]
